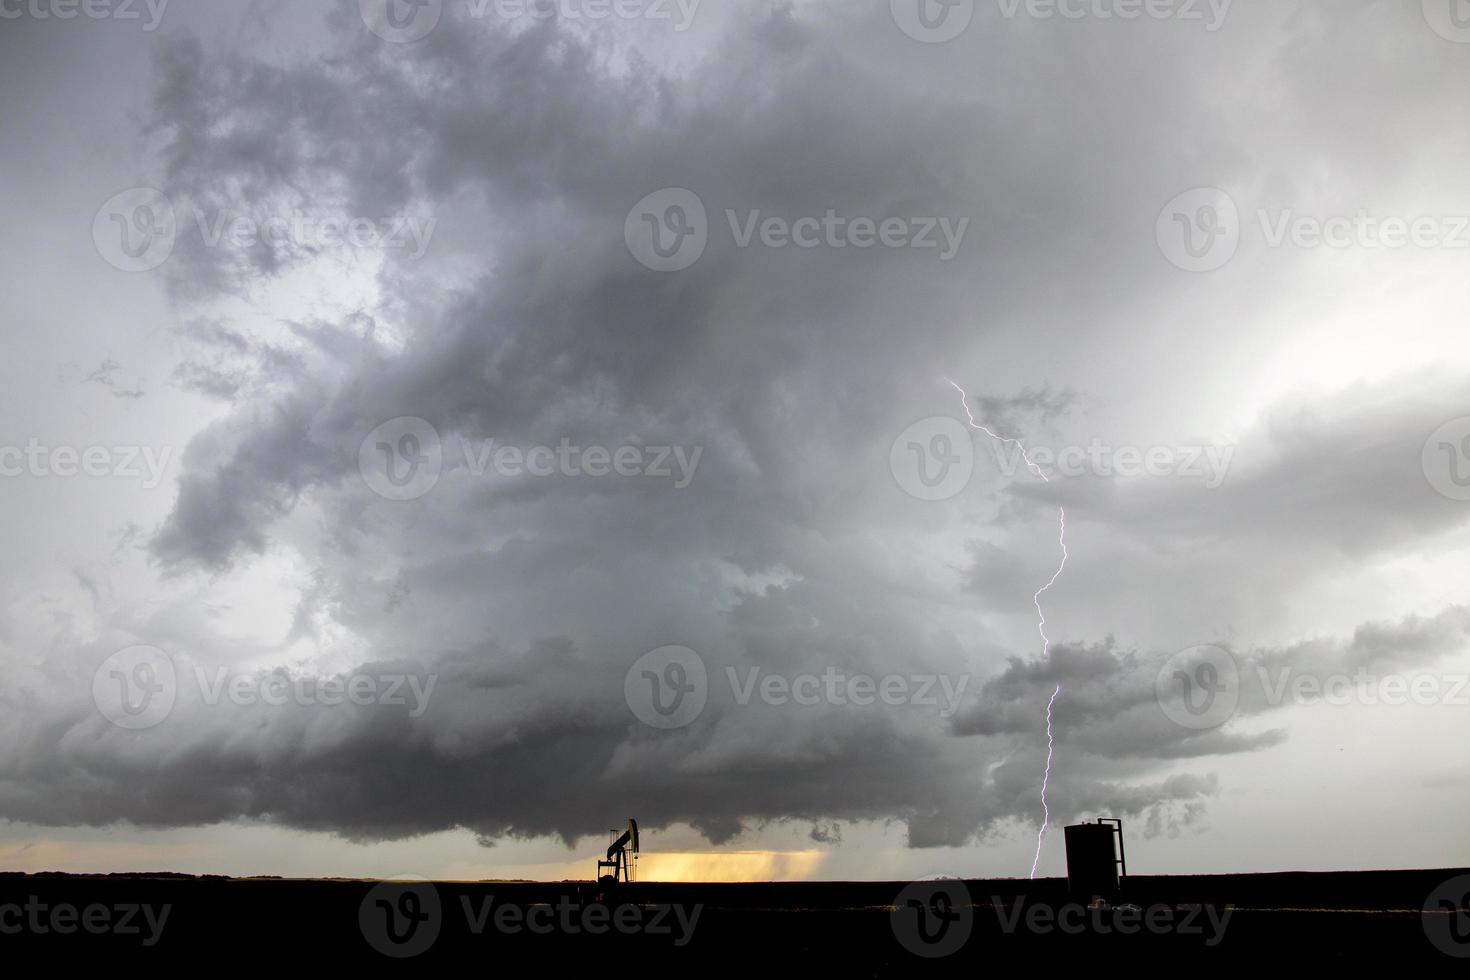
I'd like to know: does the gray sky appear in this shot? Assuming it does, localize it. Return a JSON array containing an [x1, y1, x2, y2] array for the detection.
[[0, 0, 1468, 882]]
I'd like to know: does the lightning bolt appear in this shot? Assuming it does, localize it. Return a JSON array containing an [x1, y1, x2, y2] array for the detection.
[[947, 379, 1068, 880], [1030, 683, 1061, 880]]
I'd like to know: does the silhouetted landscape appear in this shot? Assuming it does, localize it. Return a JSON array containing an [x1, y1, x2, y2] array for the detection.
[[3, 867, 1464, 966]]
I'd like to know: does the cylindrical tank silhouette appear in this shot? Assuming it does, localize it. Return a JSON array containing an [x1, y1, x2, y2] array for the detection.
[[1064, 820, 1125, 903]]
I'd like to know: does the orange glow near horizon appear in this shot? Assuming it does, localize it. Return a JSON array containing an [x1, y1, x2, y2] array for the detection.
[[0, 839, 204, 874], [636, 850, 829, 883], [0, 836, 834, 884]]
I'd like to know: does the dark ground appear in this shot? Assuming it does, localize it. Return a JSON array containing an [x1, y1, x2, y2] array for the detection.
[[1, 868, 1466, 968]]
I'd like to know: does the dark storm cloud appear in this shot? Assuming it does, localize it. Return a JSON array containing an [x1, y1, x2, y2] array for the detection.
[[4, 0, 1469, 857], [1, 631, 1183, 846], [144, 8, 997, 572], [954, 606, 1470, 755]]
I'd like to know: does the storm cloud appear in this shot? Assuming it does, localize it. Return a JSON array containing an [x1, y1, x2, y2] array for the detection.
[[1, 0, 1468, 875]]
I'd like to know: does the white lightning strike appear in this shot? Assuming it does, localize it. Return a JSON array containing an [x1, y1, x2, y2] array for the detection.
[[1030, 683, 1061, 880], [947, 379, 1069, 880]]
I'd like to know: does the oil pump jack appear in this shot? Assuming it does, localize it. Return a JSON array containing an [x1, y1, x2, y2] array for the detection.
[[597, 819, 639, 885]]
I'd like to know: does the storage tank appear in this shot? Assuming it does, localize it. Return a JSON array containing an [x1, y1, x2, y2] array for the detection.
[[1064, 818, 1126, 904]]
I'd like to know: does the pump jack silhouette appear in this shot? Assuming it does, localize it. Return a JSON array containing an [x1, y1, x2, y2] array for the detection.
[[597, 818, 639, 885]]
